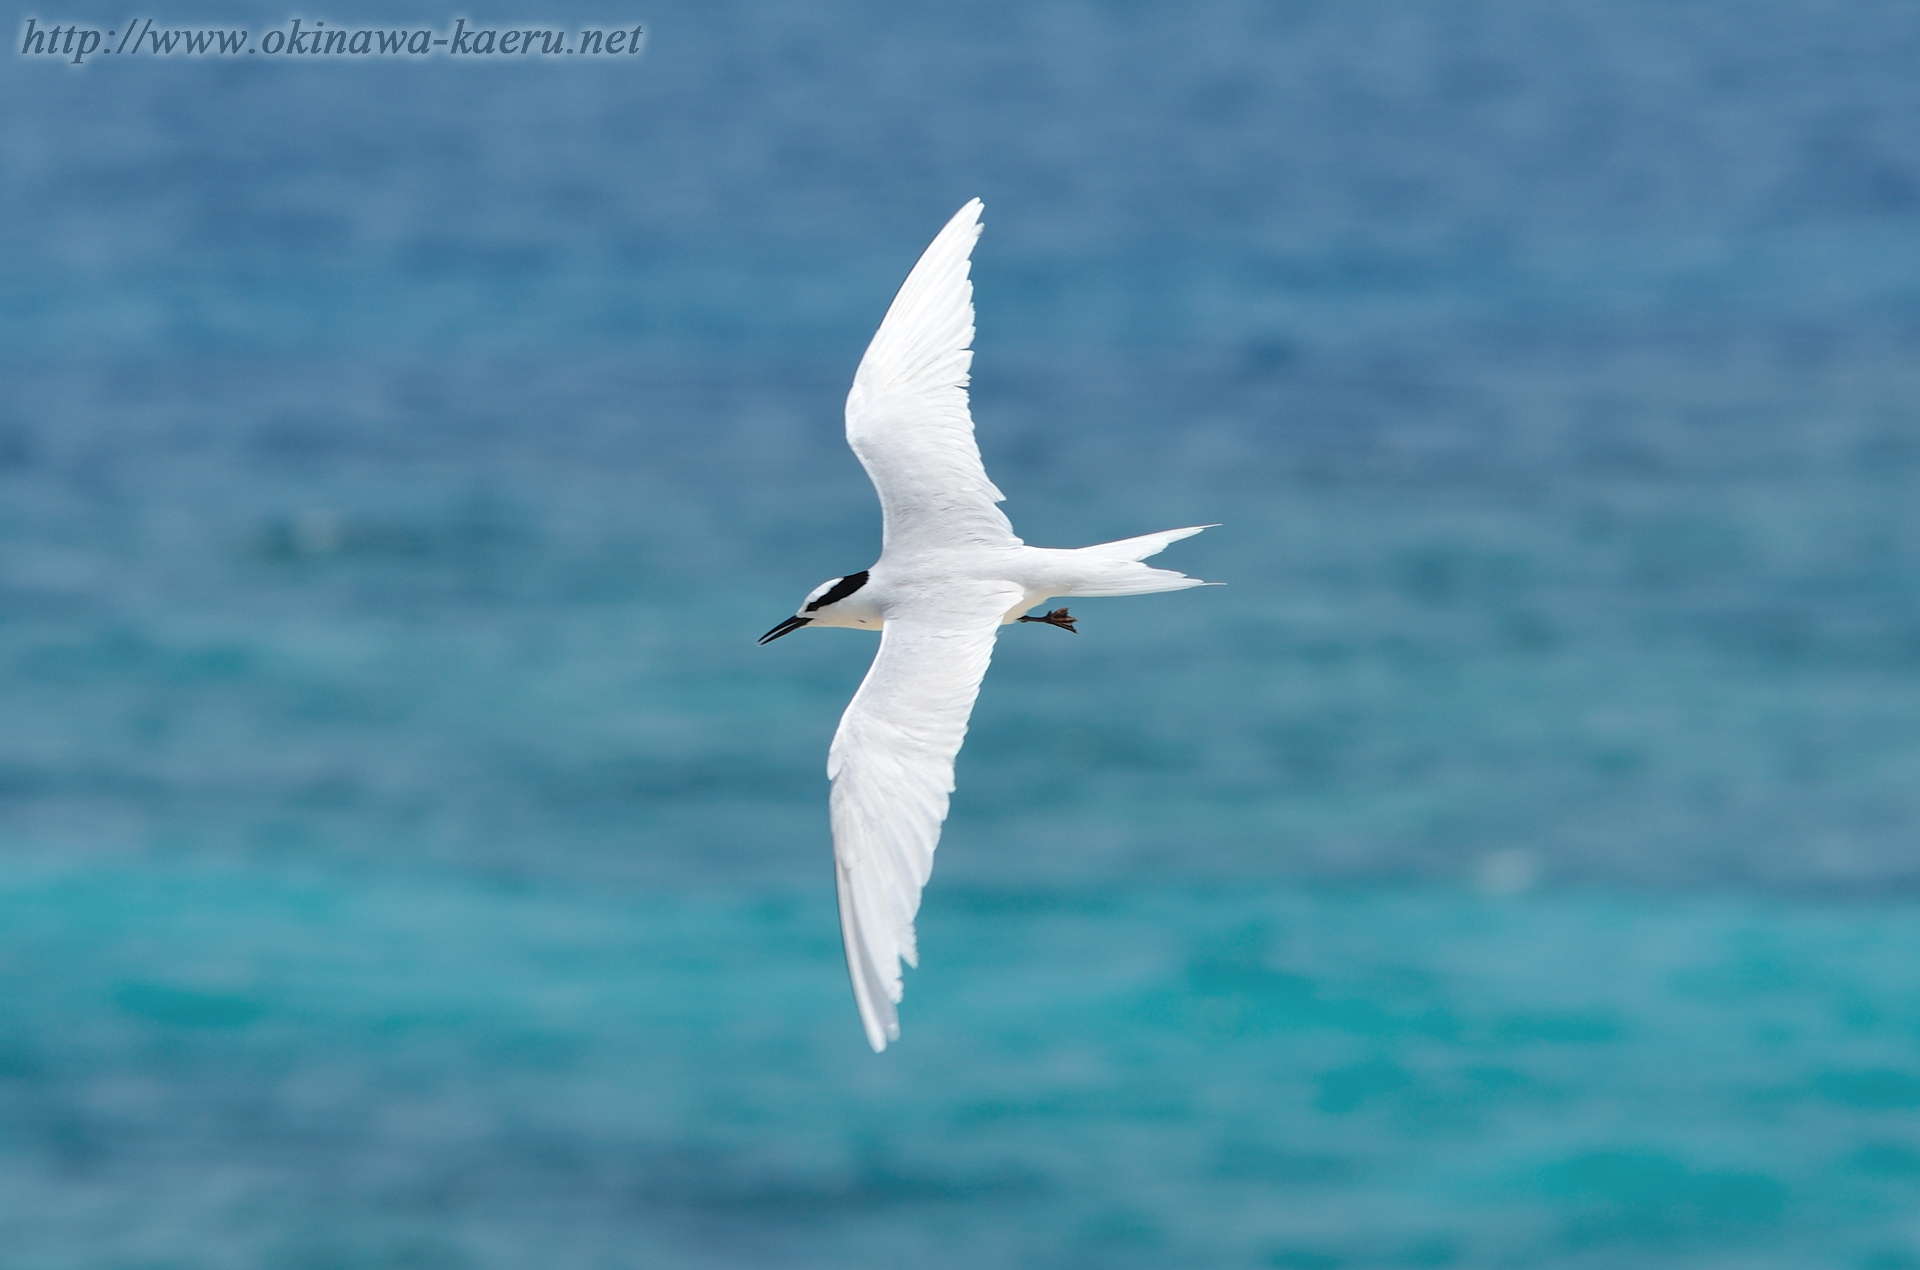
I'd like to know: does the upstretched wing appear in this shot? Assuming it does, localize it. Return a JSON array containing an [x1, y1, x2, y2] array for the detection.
[[827, 587, 1020, 1052], [845, 200, 1020, 556]]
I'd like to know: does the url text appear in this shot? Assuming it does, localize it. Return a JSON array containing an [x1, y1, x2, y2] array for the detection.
[[20, 18, 646, 64]]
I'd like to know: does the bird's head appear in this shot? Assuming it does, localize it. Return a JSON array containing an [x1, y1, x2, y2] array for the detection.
[[758, 570, 879, 643]]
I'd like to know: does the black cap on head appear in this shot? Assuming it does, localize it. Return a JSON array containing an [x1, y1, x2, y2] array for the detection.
[[805, 571, 870, 612]]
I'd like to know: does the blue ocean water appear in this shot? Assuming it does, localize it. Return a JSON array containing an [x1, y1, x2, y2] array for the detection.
[[5, 0, 1920, 1264]]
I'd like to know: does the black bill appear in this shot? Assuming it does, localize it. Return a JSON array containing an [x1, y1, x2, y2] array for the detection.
[[758, 616, 812, 645]]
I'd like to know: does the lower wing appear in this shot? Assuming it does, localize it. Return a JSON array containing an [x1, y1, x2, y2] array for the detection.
[[826, 589, 1020, 1051]]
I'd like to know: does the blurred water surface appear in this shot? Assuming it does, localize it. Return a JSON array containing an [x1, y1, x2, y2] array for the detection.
[[4, 1, 1920, 1265]]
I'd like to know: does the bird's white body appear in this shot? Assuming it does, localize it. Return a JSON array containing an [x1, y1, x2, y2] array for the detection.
[[804, 533, 1211, 633], [762, 200, 1212, 1051]]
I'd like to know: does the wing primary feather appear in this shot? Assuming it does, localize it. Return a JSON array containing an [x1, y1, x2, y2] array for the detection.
[[837, 863, 897, 1051]]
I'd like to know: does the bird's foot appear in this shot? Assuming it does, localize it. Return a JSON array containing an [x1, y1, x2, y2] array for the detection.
[[1017, 607, 1078, 633]]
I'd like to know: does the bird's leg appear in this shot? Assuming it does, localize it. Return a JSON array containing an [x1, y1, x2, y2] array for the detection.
[[1017, 607, 1078, 633]]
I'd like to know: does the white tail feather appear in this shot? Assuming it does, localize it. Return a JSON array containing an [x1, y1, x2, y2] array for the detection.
[[1061, 525, 1217, 597]]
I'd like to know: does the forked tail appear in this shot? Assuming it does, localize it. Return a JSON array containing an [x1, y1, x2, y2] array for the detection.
[[1061, 524, 1216, 597]]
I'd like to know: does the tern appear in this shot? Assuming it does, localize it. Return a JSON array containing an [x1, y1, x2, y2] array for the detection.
[[759, 200, 1213, 1051]]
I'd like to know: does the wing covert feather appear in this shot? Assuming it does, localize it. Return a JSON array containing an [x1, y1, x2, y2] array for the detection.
[[845, 199, 1018, 554]]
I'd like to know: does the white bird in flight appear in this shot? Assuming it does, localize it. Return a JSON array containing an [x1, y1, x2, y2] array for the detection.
[[758, 200, 1213, 1051]]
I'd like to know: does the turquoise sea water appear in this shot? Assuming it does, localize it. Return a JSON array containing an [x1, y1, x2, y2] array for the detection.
[[6, 0, 1920, 1264], [8, 866, 1920, 1267]]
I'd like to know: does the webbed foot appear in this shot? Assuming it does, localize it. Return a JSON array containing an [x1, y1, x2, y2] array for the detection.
[[1017, 607, 1078, 633]]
